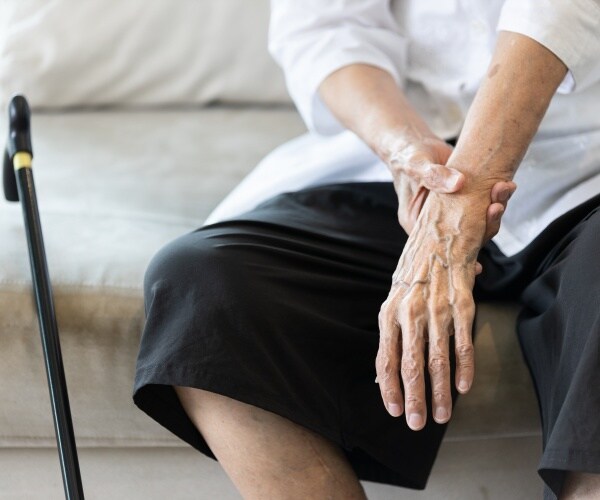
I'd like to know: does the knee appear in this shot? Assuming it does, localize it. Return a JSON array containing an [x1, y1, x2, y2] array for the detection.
[[561, 471, 600, 499], [143, 231, 241, 304]]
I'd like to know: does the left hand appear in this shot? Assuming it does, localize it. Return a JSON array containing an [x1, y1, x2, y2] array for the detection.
[[375, 189, 489, 430]]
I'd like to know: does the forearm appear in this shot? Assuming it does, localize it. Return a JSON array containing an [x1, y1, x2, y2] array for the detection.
[[318, 64, 435, 164], [318, 62, 518, 236], [375, 24, 570, 432], [449, 31, 568, 195]]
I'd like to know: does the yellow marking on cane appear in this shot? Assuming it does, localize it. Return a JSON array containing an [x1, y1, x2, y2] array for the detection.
[[13, 152, 32, 170]]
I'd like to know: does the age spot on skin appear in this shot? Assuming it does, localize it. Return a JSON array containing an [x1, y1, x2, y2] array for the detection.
[[488, 64, 500, 78]]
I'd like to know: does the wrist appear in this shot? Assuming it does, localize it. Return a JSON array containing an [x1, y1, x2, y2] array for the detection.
[[373, 124, 439, 166], [445, 156, 512, 198], [445, 147, 515, 191], [422, 191, 489, 250]]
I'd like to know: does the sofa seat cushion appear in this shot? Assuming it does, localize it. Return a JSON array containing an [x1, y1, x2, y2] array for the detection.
[[0, 107, 304, 446], [0, 108, 540, 447]]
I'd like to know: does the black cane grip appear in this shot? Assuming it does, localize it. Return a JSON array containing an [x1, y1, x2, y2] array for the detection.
[[3, 95, 31, 201], [3, 148, 19, 201], [7, 95, 33, 158]]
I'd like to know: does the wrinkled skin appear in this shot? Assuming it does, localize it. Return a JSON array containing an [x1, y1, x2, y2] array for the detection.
[[376, 189, 489, 430], [385, 133, 516, 244], [377, 132, 516, 430]]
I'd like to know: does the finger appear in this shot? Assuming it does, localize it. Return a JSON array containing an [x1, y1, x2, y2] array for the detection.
[[427, 301, 452, 424], [399, 299, 427, 430], [376, 300, 404, 417], [483, 203, 505, 241], [398, 208, 414, 236], [485, 180, 516, 241], [475, 262, 483, 275], [453, 293, 476, 394], [490, 182, 509, 204], [403, 162, 465, 194], [490, 181, 517, 208]]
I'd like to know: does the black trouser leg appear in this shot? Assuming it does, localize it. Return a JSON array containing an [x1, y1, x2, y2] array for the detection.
[[517, 206, 600, 499]]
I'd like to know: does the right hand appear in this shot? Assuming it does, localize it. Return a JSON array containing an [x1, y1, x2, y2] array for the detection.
[[385, 133, 516, 247], [376, 188, 490, 429]]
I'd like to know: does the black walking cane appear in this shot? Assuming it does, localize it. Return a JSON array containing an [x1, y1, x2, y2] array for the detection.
[[3, 95, 85, 500]]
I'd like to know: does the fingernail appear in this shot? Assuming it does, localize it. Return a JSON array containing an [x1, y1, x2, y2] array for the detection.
[[459, 380, 470, 392], [435, 407, 448, 422], [446, 172, 462, 189], [388, 403, 402, 417], [499, 189, 510, 202], [408, 413, 423, 429]]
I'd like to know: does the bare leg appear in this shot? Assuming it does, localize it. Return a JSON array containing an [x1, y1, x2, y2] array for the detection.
[[173, 386, 367, 500], [560, 472, 600, 499]]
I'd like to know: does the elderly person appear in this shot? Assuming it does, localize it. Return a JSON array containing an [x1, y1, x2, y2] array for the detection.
[[133, 1, 600, 499]]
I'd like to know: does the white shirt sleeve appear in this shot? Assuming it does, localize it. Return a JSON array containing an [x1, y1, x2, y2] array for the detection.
[[268, 0, 407, 135], [497, 0, 600, 93]]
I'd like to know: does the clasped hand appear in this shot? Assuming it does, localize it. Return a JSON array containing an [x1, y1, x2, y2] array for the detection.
[[375, 134, 515, 430]]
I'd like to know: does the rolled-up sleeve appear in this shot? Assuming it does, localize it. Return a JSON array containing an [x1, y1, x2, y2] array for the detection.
[[497, 0, 600, 93], [269, 0, 407, 135]]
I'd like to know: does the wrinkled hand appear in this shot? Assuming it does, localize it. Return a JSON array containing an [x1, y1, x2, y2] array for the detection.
[[387, 135, 516, 248], [375, 190, 490, 430]]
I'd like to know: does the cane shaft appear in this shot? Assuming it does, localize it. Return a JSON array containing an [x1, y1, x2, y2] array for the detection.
[[15, 164, 85, 500]]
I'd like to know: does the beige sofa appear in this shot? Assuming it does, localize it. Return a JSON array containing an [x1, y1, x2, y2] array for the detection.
[[0, 3, 544, 499]]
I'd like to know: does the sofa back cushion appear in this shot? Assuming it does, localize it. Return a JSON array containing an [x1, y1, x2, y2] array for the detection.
[[0, 0, 290, 109]]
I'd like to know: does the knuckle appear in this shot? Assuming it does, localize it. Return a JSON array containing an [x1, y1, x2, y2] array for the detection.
[[465, 301, 476, 316], [404, 395, 423, 410], [401, 356, 420, 371], [403, 298, 424, 320], [400, 368, 420, 385], [455, 342, 474, 362], [456, 296, 475, 315], [375, 352, 397, 377], [432, 390, 448, 403], [400, 358, 421, 383], [428, 355, 449, 375], [384, 388, 400, 400], [431, 301, 448, 318], [379, 299, 391, 314]]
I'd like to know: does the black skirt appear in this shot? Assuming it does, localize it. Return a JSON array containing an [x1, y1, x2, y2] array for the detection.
[[133, 182, 600, 499]]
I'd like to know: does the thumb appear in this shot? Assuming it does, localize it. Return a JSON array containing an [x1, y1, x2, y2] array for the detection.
[[408, 163, 464, 193]]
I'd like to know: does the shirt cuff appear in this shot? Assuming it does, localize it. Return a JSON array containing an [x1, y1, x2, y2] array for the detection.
[[497, 0, 600, 93]]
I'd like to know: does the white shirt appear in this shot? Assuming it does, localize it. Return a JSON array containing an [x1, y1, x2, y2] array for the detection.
[[206, 0, 600, 257]]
